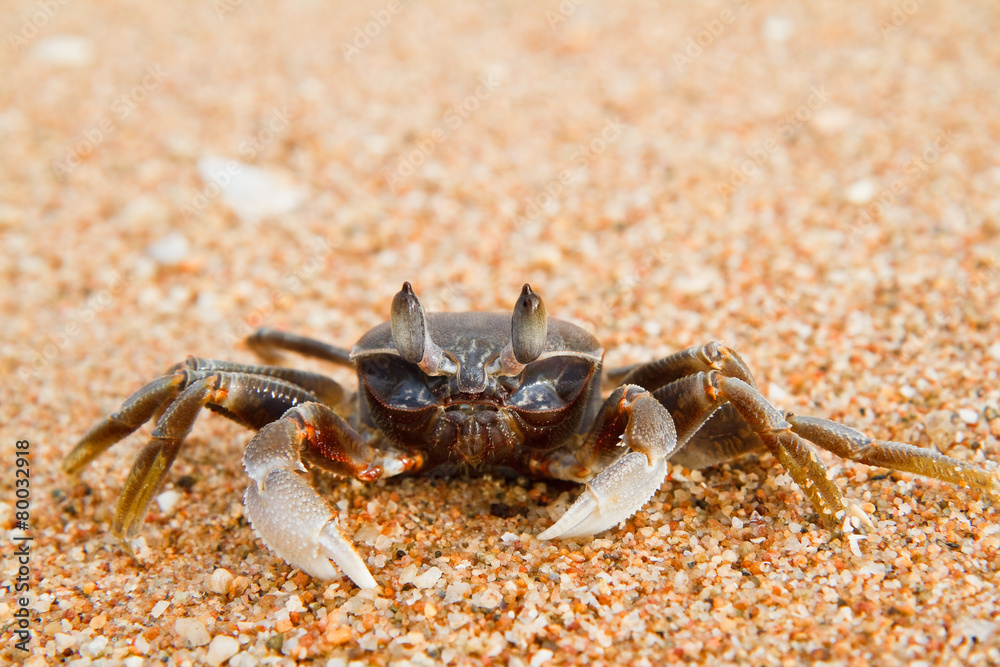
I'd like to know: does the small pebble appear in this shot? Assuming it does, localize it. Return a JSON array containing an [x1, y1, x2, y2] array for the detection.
[[762, 16, 794, 43], [845, 179, 877, 205], [54, 632, 76, 651], [229, 576, 251, 598], [150, 600, 170, 618], [207, 568, 235, 595], [155, 489, 182, 514], [958, 408, 979, 425], [530, 649, 555, 667], [229, 653, 260, 667], [413, 566, 443, 589], [81, 635, 109, 658], [471, 586, 503, 610], [175, 617, 211, 648], [206, 635, 240, 666], [953, 618, 997, 644], [196, 156, 306, 224], [812, 106, 854, 134], [146, 233, 191, 266], [398, 564, 418, 586], [848, 534, 865, 557], [29, 35, 95, 66]]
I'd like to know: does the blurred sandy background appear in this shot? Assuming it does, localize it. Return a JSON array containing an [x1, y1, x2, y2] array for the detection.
[[3, 1, 1000, 665]]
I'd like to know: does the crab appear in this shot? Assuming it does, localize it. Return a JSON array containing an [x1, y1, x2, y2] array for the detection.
[[65, 282, 999, 589]]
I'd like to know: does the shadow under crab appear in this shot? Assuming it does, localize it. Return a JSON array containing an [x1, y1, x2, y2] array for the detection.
[[65, 282, 1000, 589]]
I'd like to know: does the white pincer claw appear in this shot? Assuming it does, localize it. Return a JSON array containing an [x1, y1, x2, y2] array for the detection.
[[243, 418, 378, 589], [243, 467, 377, 589], [539, 452, 669, 539], [539, 389, 676, 540], [318, 523, 378, 590]]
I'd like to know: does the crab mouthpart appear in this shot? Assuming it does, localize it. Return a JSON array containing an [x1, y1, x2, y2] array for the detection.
[[442, 395, 506, 409], [438, 408, 513, 466]]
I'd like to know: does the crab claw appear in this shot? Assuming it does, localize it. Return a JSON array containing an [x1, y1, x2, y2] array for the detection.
[[244, 468, 376, 589], [539, 451, 669, 539], [243, 419, 378, 589], [539, 388, 676, 540]]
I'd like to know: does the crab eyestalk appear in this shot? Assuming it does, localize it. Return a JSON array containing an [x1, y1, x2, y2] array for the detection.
[[487, 284, 549, 377], [390, 282, 427, 363], [512, 283, 547, 364], [390, 282, 456, 375]]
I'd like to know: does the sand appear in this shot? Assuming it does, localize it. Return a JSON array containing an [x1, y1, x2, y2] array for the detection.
[[3, 1, 1000, 665]]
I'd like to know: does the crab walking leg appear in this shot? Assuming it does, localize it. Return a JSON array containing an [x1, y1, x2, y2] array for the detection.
[[787, 415, 1000, 497], [110, 372, 324, 539], [645, 373, 844, 526], [171, 357, 347, 408], [650, 372, 731, 447], [538, 385, 678, 540], [65, 362, 343, 477], [716, 376, 1000, 520], [606, 340, 757, 392], [711, 375, 853, 524], [624, 369, 848, 525], [247, 327, 354, 368], [242, 402, 418, 588], [650, 372, 845, 523], [64, 373, 186, 475]]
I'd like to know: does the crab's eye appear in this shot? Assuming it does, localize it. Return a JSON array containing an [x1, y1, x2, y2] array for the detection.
[[391, 282, 426, 364], [511, 283, 547, 364]]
